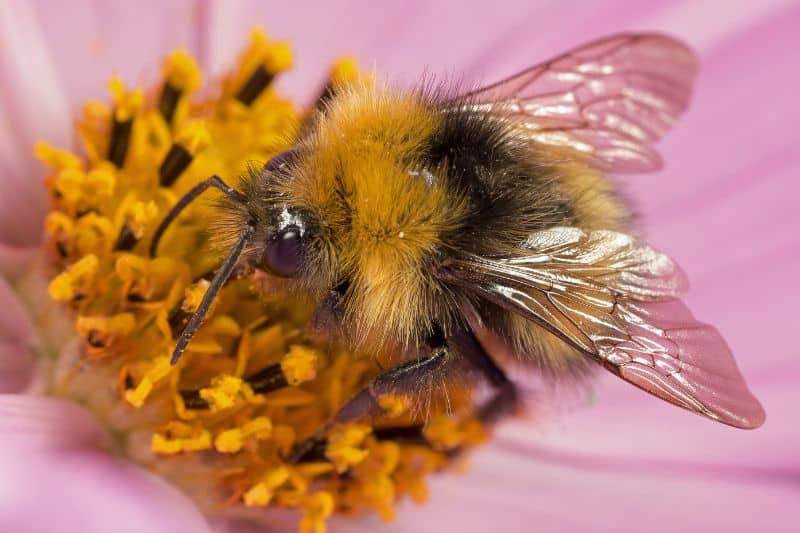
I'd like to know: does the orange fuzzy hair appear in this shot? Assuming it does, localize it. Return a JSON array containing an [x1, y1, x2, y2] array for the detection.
[[278, 82, 470, 352]]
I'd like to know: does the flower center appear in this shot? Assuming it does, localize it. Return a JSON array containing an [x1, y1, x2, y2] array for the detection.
[[38, 29, 487, 530]]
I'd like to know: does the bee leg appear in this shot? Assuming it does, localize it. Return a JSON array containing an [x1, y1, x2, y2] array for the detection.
[[449, 326, 519, 425], [287, 334, 451, 463], [290, 328, 517, 464], [308, 280, 350, 340], [293, 425, 430, 463]]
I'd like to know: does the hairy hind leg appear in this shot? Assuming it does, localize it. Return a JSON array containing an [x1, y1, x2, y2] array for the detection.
[[289, 324, 517, 463], [288, 337, 450, 462]]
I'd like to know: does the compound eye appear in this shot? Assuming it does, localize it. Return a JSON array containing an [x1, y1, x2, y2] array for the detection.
[[263, 227, 304, 277]]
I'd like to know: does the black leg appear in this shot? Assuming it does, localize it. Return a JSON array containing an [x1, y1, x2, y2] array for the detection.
[[308, 280, 350, 340], [149, 175, 247, 258], [288, 324, 519, 463], [288, 340, 450, 462], [290, 326, 518, 465]]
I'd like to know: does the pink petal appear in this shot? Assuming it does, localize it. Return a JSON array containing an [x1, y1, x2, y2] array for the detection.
[[0, 450, 212, 533], [0, 277, 37, 393], [0, 275, 36, 345], [0, 395, 107, 451], [0, 1, 70, 246], [499, 372, 797, 471], [0, 0, 203, 247], [0, 395, 211, 532], [29, 0, 202, 115], [0, 243, 38, 280], [0, 341, 34, 394], [202, 0, 591, 103], [353, 441, 798, 533]]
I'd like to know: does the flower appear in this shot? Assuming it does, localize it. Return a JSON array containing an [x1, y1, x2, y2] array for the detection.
[[25, 25, 486, 530], [1, 1, 798, 532]]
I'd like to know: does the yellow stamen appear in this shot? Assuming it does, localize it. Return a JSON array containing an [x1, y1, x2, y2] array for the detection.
[[48, 254, 99, 301], [125, 355, 172, 407], [108, 77, 144, 122], [325, 424, 372, 473], [41, 30, 490, 530], [349, 440, 401, 521], [238, 29, 294, 79], [243, 466, 290, 507], [162, 50, 202, 92], [299, 492, 334, 533], [115, 254, 189, 305], [35, 142, 82, 171], [151, 421, 212, 454], [115, 193, 159, 239], [199, 374, 255, 411], [423, 415, 488, 451], [215, 416, 272, 453], [182, 279, 211, 313], [280, 345, 319, 385], [51, 167, 115, 209], [329, 57, 362, 87], [175, 121, 211, 155]]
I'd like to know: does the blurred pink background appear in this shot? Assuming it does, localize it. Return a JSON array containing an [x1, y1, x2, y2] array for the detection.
[[0, 1, 797, 532]]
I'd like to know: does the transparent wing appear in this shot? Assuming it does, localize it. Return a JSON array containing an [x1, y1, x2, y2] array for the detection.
[[459, 34, 698, 173], [442, 228, 765, 429]]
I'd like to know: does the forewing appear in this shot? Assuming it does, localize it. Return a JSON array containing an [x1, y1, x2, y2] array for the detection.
[[459, 34, 698, 173], [443, 228, 765, 429]]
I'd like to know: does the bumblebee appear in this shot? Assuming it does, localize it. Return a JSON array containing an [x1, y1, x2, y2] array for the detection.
[[152, 34, 764, 454]]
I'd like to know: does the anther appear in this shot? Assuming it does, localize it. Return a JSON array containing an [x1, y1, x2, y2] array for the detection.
[[246, 363, 289, 394], [113, 224, 138, 251], [158, 143, 193, 187], [314, 57, 361, 109], [159, 50, 201, 125], [158, 83, 182, 124], [179, 388, 210, 410], [236, 64, 274, 106], [178, 362, 290, 411], [107, 118, 132, 168]]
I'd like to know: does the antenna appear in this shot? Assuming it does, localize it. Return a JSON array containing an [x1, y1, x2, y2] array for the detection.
[[147, 174, 251, 365], [171, 224, 254, 365], [150, 175, 247, 258]]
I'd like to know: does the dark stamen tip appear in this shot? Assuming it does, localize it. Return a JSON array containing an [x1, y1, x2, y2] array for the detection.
[[287, 434, 328, 464], [373, 424, 428, 444], [178, 361, 288, 412], [158, 82, 182, 124], [107, 118, 133, 168], [159, 143, 193, 187], [290, 437, 328, 463], [245, 363, 288, 394], [314, 83, 336, 109], [55, 241, 69, 258], [179, 388, 210, 410], [113, 224, 138, 251], [235, 64, 274, 106]]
